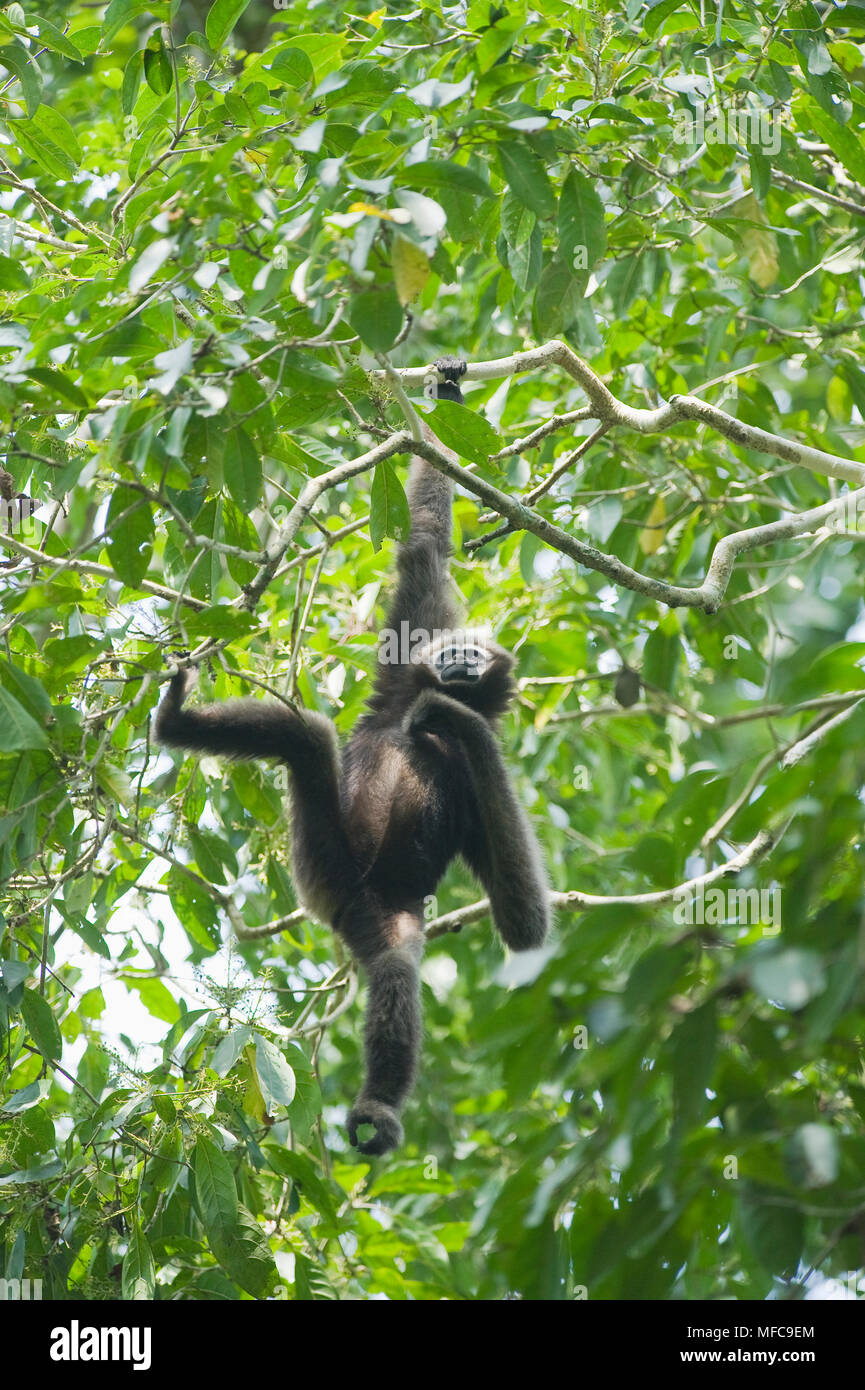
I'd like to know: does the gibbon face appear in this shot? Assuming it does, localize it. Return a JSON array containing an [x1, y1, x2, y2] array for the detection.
[[434, 638, 488, 683], [415, 629, 495, 686]]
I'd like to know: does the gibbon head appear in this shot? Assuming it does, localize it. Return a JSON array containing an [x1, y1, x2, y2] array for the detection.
[[414, 628, 515, 715], [432, 634, 489, 684]]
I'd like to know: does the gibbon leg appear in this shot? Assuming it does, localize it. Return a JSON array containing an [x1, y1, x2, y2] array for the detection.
[[342, 905, 425, 1157]]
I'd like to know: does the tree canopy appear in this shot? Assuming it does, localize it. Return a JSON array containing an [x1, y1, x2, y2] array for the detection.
[[2, 0, 865, 1303]]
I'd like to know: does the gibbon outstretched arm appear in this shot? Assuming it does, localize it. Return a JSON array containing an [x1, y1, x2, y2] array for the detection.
[[155, 671, 322, 764], [155, 671, 358, 918], [409, 690, 550, 951], [382, 358, 467, 639]]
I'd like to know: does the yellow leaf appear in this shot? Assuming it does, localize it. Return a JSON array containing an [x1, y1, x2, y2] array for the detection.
[[347, 202, 410, 223], [827, 374, 851, 422], [393, 235, 430, 305], [242, 1047, 266, 1123], [638, 494, 666, 555], [730, 192, 779, 289]]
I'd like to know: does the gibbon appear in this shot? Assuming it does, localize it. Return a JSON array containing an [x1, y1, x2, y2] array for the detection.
[[155, 358, 550, 1155]]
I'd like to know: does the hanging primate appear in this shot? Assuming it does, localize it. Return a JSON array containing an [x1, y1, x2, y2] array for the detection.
[[155, 358, 550, 1156]]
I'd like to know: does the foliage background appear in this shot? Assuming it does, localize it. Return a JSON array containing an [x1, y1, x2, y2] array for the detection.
[[2, 0, 865, 1301]]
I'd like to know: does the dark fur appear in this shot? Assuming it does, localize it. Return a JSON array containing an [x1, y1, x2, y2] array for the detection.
[[154, 358, 550, 1156]]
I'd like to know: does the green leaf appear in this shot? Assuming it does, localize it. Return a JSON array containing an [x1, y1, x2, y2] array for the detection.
[[102, 0, 161, 45], [184, 608, 258, 643], [671, 1001, 717, 1129], [429, 399, 500, 468], [645, 0, 688, 37], [153, 1094, 175, 1125], [475, 19, 520, 72], [106, 484, 154, 587], [269, 46, 315, 88], [534, 258, 585, 336], [0, 1080, 49, 1114], [20, 987, 62, 1060], [266, 1146, 338, 1220], [348, 286, 404, 351], [210, 1205, 276, 1298], [143, 35, 172, 96], [750, 949, 826, 1009], [369, 460, 410, 551], [205, 0, 253, 51], [804, 103, 865, 185], [9, 1102, 54, 1160], [501, 190, 535, 248], [1, 959, 31, 991], [507, 223, 542, 291], [0, 1160, 62, 1186], [497, 143, 555, 218], [26, 368, 89, 409], [166, 870, 221, 952], [368, 1161, 456, 1197], [32, 17, 83, 62], [519, 532, 542, 583], [558, 168, 606, 273], [739, 1191, 803, 1275], [192, 1136, 238, 1244], [642, 614, 681, 693], [126, 976, 180, 1024], [0, 662, 51, 718], [224, 428, 262, 511], [211, 1024, 252, 1076], [13, 107, 82, 179], [121, 49, 144, 115], [122, 1221, 156, 1299], [279, 1042, 321, 1141], [95, 761, 134, 806], [0, 39, 42, 117], [294, 1250, 338, 1300], [253, 1034, 296, 1112], [398, 161, 494, 199], [584, 495, 622, 543], [0, 687, 48, 751]]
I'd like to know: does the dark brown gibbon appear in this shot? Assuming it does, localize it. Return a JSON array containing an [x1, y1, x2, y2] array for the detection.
[[155, 358, 550, 1155]]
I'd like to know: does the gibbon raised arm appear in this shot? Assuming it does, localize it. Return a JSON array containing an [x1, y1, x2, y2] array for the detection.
[[155, 357, 550, 1156]]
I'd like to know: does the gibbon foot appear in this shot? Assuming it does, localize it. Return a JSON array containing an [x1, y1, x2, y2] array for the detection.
[[347, 1099, 404, 1156], [499, 912, 549, 952]]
